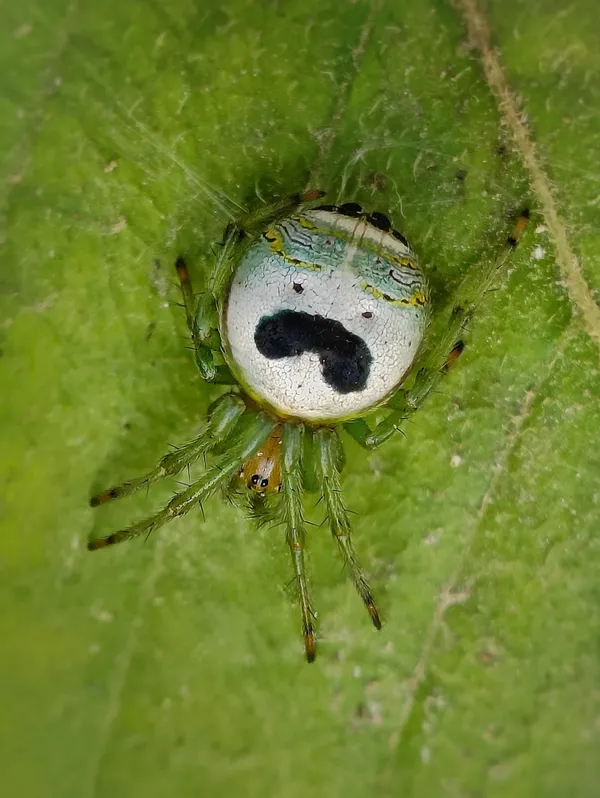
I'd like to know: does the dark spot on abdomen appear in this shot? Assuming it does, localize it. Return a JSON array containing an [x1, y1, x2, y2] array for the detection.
[[254, 310, 372, 394]]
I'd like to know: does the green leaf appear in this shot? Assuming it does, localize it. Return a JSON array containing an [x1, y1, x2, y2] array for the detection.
[[1, 1, 599, 796]]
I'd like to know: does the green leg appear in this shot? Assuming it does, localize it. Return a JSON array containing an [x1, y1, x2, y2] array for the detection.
[[176, 193, 327, 382], [209, 189, 326, 301], [363, 211, 530, 449], [344, 406, 408, 449], [358, 408, 407, 449], [175, 257, 224, 382], [313, 428, 381, 630], [208, 222, 247, 301], [280, 423, 316, 663], [302, 425, 345, 491], [211, 366, 239, 385], [343, 418, 376, 450], [90, 393, 245, 506], [88, 411, 276, 550]]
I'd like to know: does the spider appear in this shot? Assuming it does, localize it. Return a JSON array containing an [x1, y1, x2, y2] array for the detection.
[[88, 189, 528, 662]]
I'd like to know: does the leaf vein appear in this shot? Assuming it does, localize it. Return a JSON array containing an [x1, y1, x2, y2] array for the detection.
[[308, 0, 381, 188], [390, 320, 576, 747], [457, 0, 600, 351]]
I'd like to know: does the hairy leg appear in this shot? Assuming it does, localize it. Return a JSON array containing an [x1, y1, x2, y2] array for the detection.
[[90, 393, 245, 506], [177, 191, 325, 384], [88, 412, 276, 550], [175, 256, 227, 382], [313, 427, 381, 629], [347, 211, 530, 449], [280, 423, 316, 662], [209, 189, 326, 301]]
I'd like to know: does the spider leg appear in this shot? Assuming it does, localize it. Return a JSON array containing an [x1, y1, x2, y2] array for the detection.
[[209, 189, 326, 300], [343, 418, 374, 450], [88, 412, 276, 550], [347, 406, 409, 450], [355, 210, 530, 450], [90, 393, 245, 506], [211, 367, 239, 385], [174, 257, 225, 382], [313, 428, 381, 630], [176, 195, 327, 382], [280, 423, 316, 663], [208, 222, 246, 300]]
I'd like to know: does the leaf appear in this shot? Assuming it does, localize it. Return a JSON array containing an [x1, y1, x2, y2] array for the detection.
[[1, 1, 599, 796]]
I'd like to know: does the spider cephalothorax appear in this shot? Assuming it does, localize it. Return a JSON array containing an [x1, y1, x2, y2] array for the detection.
[[88, 190, 528, 662]]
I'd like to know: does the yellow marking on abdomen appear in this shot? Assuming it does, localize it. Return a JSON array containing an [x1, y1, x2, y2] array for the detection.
[[361, 282, 428, 307]]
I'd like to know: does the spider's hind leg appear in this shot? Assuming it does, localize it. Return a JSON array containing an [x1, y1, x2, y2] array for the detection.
[[175, 257, 232, 383], [181, 188, 326, 385], [350, 209, 531, 450], [208, 188, 326, 300]]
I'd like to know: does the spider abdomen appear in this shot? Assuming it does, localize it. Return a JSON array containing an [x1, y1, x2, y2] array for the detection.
[[223, 206, 428, 422]]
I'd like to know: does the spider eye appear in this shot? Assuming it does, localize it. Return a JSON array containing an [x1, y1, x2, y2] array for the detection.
[[223, 206, 427, 421], [260, 478, 269, 488], [251, 474, 260, 485]]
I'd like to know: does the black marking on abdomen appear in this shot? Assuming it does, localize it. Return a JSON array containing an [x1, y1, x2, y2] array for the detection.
[[367, 211, 391, 232], [254, 310, 372, 394]]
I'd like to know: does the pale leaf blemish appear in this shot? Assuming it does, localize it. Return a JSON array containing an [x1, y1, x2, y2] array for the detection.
[[89, 606, 114, 623], [110, 216, 127, 235], [391, 325, 575, 748], [14, 23, 32, 39], [423, 529, 443, 546]]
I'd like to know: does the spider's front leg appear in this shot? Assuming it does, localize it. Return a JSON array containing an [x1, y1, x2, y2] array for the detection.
[[88, 411, 276, 550], [313, 427, 381, 630], [280, 423, 316, 663], [89, 392, 246, 508]]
